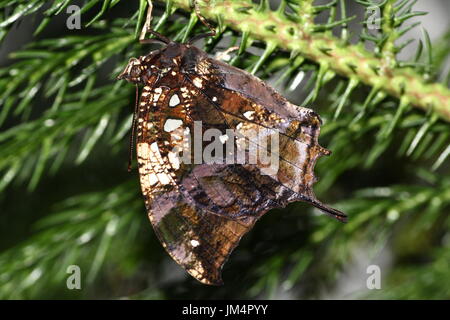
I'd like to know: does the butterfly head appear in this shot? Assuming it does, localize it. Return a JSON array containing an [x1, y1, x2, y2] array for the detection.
[[117, 57, 147, 84]]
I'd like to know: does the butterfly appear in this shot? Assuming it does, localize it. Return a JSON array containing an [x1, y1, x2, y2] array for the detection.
[[117, 3, 347, 285]]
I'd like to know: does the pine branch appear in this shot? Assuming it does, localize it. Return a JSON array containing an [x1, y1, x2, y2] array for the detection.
[[0, 0, 449, 299], [0, 181, 144, 299], [158, 0, 450, 122]]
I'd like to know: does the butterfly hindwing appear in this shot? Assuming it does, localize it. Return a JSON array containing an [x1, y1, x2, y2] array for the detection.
[[182, 56, 346, 219]]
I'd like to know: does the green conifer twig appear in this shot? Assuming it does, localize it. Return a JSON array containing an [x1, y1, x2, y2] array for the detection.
[[158, 0, 450, 122]]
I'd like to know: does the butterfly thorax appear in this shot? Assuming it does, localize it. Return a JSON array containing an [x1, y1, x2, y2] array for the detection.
[[118, 42, 209, 86]]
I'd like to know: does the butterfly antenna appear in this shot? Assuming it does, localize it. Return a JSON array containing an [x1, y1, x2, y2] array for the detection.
[[128, 85, 140, 172], [188, 0, 216, 44]]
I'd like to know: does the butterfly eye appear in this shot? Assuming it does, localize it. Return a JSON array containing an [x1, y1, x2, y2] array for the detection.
[[130, 65, 141, 79], [117, 58, 143, 83]]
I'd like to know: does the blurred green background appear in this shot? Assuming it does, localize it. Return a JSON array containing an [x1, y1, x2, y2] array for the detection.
[[0, 0, 449, 299]]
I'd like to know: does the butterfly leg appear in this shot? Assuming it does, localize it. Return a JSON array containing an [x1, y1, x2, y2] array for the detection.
[[139, 0, 153, 41], [139, 0, 171, 45], [214, 46, 239, 62], [187, 0, 216, 44]]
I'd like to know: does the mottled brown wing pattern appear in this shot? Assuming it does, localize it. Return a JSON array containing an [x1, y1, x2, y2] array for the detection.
[[119, 40, 347, 285], [136, 72, 272, 217], [183, 63, 346, 220], [147, 189, 257, 285], [181, 77, 315, 213], [135, 71, 279, 284]]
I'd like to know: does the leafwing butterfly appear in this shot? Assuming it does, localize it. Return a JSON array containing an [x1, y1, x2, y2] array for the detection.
[[118, 3, 346, 285]]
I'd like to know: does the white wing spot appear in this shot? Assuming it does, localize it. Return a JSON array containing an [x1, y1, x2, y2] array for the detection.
[[190, 239, 200, 247], [157, 173, 171, 185], [243, 111, 255, 120], [169, 94, 181, 107], [168, 151, 181, 170], [193, 77, 203, 88], [149, 174, 158, 186], [164, 119, 183, 132]]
